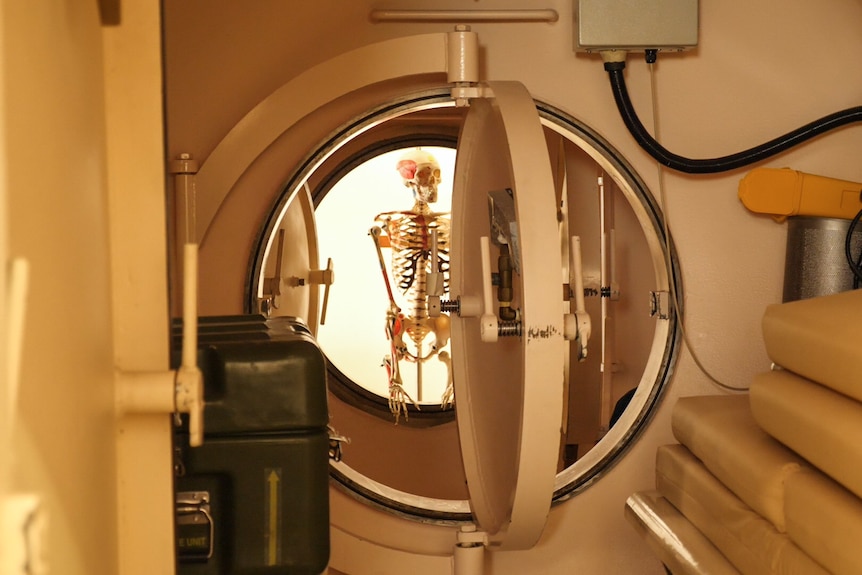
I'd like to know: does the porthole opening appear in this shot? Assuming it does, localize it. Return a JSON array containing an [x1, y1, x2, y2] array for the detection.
[[315, 146, 457, 419], [250, 90, 680, 521]]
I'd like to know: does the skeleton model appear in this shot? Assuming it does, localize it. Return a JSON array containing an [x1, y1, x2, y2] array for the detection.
[[370, 149, 452, 422]]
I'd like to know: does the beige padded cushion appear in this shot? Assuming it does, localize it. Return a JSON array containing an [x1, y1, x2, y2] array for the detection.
[[625, 491, 743, 575], [750, 370, 862, 500], [656, 444, 828, 575], [671, 394, 806, 531], [785, 469, 862, 575], [761, 289, 862, 402]]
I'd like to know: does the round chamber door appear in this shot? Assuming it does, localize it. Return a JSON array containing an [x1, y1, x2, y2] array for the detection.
[[250, 84, 679, 546], [449, 81, 565, 549]]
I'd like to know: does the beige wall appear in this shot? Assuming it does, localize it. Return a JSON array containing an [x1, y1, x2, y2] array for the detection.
[[159, 1, 862, 573], [164, 0, 862, 372], [3, 2, 118, 574], [2, 2, 172, 575]]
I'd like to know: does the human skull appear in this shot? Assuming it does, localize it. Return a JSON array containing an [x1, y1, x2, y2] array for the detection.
[[396, 149, 442, 205]]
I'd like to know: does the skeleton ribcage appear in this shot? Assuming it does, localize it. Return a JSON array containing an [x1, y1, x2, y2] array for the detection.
[[377, 212, 450, 351], [383, 213, 450, 296]]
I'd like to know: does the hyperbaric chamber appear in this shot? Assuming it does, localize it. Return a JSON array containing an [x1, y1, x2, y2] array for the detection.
[[179, 30, 680, 565]]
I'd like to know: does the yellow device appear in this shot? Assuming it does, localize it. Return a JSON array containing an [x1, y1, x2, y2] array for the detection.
[[738, 167, 862, 222]]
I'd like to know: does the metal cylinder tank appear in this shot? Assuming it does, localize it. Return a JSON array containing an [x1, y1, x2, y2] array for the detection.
[[783, 216, 862, 302]]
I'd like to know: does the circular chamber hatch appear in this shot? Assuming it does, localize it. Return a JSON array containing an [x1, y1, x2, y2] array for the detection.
[[249, 87, 680, 531]]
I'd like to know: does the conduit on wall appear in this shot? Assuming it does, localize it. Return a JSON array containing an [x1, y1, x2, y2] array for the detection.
[[369, 9, 559, 23]]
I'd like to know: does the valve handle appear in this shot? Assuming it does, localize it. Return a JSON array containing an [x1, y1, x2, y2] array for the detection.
[[571, 236, 586, 315], [479, 236, 498, 342], [566, 236, 591, 360], [317, 258, 334, 326]]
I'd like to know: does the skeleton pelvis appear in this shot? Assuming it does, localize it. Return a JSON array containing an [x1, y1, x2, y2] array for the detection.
[[398, 315, 450, 356]]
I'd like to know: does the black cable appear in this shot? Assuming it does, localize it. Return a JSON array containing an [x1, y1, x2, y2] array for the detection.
[[854, 247, 862, 289], [604, 60, 862, 174]]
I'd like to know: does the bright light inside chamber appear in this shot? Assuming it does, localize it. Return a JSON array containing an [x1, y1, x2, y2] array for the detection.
[[316, 146, 456, 405]]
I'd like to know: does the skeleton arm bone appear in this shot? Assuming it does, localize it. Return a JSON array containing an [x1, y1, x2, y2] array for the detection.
[[370, 225, 399, 308], [372, 225, 420, 420], [384, 315, 419, 422]]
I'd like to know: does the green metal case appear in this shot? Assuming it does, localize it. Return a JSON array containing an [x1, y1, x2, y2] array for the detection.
[[173, 316, 330, 575]]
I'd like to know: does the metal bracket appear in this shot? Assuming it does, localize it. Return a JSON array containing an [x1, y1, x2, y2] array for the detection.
[[176, 491, 214, 561], [649, 290, 670, 320], [454, 525, 487, 574]]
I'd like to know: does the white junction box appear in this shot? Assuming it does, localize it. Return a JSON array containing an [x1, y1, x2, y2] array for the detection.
[[574, 0, 699, 52]]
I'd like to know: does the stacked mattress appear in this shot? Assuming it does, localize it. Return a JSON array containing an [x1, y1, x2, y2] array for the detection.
[[626, 289, 862, 575]]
